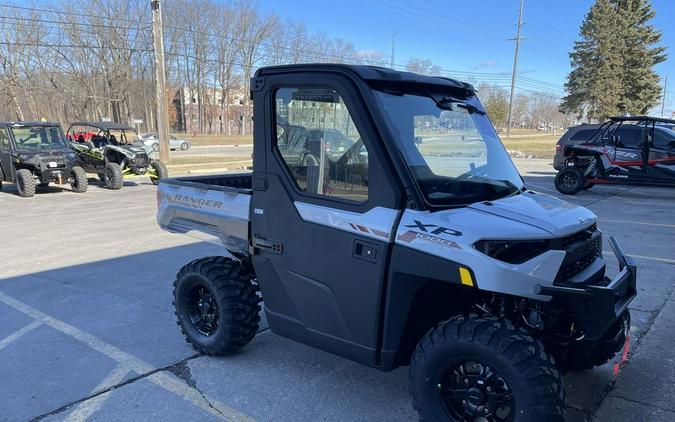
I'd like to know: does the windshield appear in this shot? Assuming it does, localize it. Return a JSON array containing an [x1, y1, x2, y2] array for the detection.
[[373, 89, 523, 207], [11, 125, 67, 150]]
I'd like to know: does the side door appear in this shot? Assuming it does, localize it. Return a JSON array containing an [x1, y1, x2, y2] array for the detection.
[[646, 126, 675, 184], [250, 75, 402, 367], [0, 126, 14, 181], [609, 125, 649, 182]]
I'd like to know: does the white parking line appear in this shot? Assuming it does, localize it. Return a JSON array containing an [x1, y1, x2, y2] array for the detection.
[[603, 251, 675, 265], [0, 290, 256, 422], [0, 320, 42, 351], [600, 218, 675, 229], [64, 364, 130, 422]]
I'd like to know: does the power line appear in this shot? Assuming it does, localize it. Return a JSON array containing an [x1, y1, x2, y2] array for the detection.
[[0, 14, 151, 34], [0, 8, 566, 95], [0, 3, 147, 25]]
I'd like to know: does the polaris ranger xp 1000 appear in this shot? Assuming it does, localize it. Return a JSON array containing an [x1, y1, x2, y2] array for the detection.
[[158, 65, 637, 422], [0, 122, 87, 197]]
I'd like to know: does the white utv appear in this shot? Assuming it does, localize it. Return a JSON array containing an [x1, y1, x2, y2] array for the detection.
[[157, 64, 637, 421]]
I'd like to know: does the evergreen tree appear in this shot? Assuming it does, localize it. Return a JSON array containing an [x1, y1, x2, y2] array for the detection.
[[560, 0, 666, 120], [614, 0, 667, 114]]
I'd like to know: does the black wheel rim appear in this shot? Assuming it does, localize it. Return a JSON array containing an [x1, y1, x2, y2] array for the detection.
[[437, 360, 514, 422], [560, 171, 578, 191], [17, 177, 24, 193], [186, 284, 219, 336]]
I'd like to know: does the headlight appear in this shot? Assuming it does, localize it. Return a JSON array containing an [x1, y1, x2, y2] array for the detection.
[[474, 239, 551, 264], [18, 153, 35, 162], [66, 153, 77, 160]]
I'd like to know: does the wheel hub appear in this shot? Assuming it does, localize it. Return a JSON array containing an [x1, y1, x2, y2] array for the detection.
[[437, 361, 513, 422], [186, 285, 219, 336]]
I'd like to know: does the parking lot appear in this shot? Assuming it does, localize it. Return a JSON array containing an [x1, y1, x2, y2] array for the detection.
[[1, 160, 674, 422]]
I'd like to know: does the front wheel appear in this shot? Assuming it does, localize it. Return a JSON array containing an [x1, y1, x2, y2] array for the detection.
[[70, 166, 88, 193], [16, 169, 36, 198], [180, 142, 189, 151], [152, 143, 160, 152], [554, 167, 585, 195], [409, 315, 565, 422], [104, 162, 123, 190], [173, 256, 261, 355], [149, 160, 168, 185]]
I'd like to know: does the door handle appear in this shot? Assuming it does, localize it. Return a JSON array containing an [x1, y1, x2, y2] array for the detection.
[[353, 240, 378, 262], [252, 236, 283, 254]]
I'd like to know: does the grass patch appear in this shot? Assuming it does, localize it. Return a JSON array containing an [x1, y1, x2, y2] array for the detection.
[[175, 133, 252, 146], [501, 135, 558, 158], [168, 156, 250, 166]]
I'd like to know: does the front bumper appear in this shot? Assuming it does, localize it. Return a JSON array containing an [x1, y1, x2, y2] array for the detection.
[[534, 236, 637, 341]]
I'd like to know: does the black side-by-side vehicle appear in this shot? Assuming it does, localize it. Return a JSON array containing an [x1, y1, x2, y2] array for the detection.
[[0, 122, 87, 197]]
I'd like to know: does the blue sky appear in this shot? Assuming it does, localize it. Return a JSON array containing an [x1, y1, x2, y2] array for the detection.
[[259, 0, 675, 116]]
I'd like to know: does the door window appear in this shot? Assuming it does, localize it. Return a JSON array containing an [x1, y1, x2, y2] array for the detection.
[[274, 87, 369, 203], [653, 127, 675, 150], [614, 127, 644, 148], [0, 128, 9, 150]]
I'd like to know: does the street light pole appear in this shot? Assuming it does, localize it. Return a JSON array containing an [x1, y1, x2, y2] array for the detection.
[[151, 0, 170, 162], [506, 0, 525, 138]]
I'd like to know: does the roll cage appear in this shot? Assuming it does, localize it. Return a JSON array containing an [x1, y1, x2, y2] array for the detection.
[[577, 115, 675, 148]]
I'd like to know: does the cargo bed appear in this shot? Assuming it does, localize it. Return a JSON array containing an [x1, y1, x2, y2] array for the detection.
[[156, 173, 251, 252]]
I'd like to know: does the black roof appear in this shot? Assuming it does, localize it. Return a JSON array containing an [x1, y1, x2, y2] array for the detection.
[[609, 115, 675, 124], [255, 64, 475, 92], [0, 121, 62, 127], [69, 121, 136, 131]]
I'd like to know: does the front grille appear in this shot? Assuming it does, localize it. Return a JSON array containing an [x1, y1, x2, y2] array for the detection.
[[132, 155, 149, 166], [554, 225, 602, 283]]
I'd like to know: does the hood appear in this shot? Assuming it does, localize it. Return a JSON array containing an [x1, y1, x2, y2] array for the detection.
[[17, 147, 70, 155], [109, 144, 148, 157], [469, 190, 597, 236]]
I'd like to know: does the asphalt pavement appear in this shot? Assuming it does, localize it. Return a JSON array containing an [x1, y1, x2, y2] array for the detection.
[[0, 162, 674, 421]]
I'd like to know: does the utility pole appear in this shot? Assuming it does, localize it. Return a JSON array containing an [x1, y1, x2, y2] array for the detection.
[[506, 0, 524, 138], [661, 75, 668, 117], [390, 32, 395, 69], [151, 0, 170, 162]]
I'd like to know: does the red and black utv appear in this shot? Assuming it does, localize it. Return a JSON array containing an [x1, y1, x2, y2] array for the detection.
[[555, 116, 675, 194]]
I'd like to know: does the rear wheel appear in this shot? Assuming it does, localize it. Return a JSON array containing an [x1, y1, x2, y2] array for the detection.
[[152, 143, 160, 152], [16, 169, 36, 198], [173, 256, 261, 355], [410, 315, 565, 422], [70, 166, 88, 193], [180, 142, 189, 151], [104, 162, 123, 190], [149, 160, 168, 185], [554, 167, 585, 195]]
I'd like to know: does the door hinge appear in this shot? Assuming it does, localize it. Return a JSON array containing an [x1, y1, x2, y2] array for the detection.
[[250, 77, 265, 93]]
